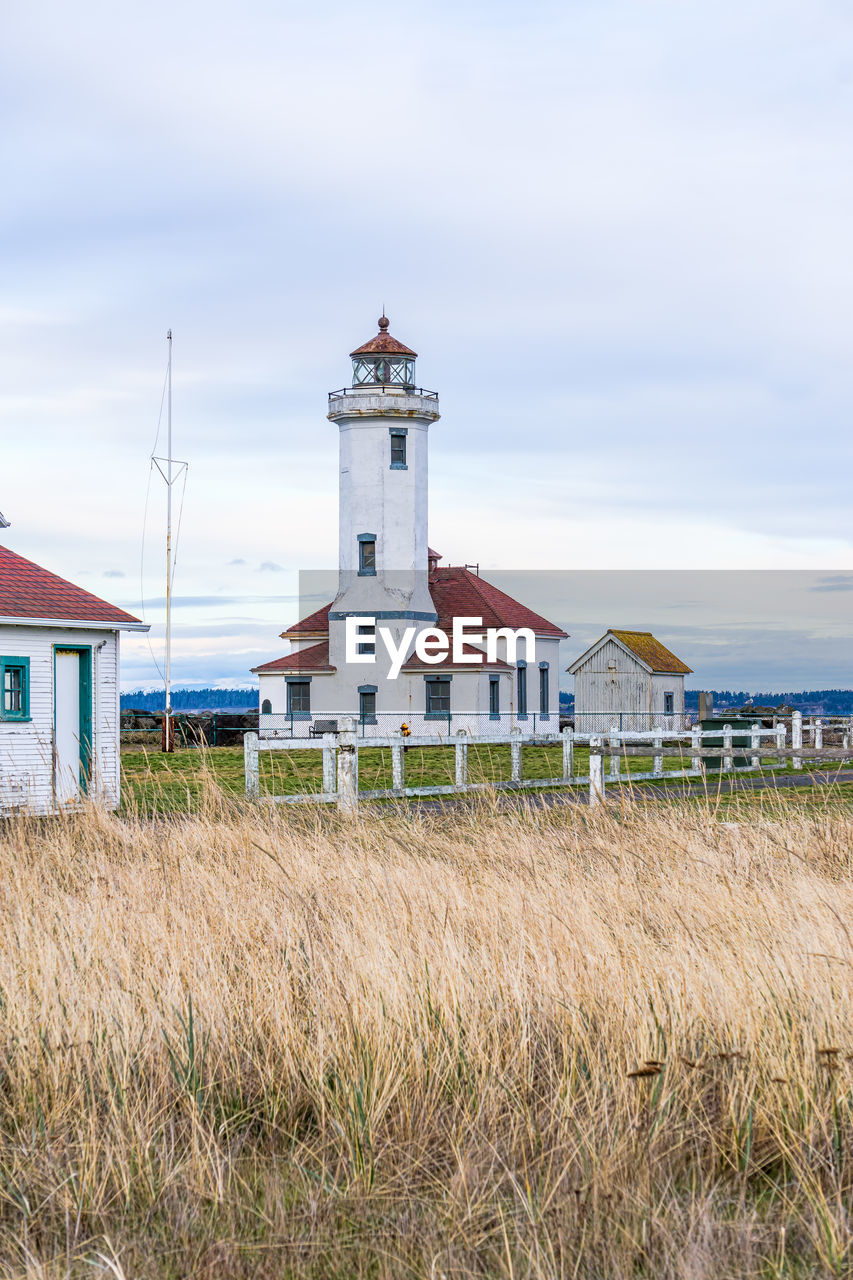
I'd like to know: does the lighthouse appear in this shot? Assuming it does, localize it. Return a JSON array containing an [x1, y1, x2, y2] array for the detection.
[[327, 316, 440, 668], [253, 316, 567, 734]]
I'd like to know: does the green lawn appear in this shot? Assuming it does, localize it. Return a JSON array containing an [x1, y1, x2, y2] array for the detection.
[[120, 740, 820, 814]]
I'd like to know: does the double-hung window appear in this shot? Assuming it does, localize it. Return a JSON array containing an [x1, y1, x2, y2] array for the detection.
[[1, 657, 30, 721], [425, 677, 451, 718], [286, 681, 310, 717], [539, 664, 549, 716]]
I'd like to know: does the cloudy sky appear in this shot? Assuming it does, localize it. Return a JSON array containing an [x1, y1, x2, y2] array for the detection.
[[1, 0, 851, 690]]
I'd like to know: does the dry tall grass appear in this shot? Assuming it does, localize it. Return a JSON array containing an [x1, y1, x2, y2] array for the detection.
[[1, 791, 853, 1277]]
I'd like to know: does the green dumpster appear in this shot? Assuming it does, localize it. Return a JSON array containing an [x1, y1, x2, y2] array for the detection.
[[700, 715, 762, 772]]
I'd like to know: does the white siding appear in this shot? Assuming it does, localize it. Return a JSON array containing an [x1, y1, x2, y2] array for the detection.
[[0, 625, 121, 814]]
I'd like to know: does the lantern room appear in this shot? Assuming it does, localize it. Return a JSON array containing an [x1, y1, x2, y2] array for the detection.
[[350, 316, 417, 388]]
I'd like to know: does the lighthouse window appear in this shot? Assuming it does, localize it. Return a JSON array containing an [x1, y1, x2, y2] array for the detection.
[[358, 537, 376, 576], [390, 431, 407, 468]]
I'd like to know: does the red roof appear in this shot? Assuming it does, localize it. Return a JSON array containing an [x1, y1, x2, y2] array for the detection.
[[282, 603, 331, 638], [402, 643, 512, 671], [280, 567, 566, 644], [350, 316, 417, 358], [430, 567, 568, 638], [252, 640, 336, 674], [0, 544, 144, 627]]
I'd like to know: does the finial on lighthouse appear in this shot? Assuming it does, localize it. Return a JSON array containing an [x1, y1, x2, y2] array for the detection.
[[378, 315, 390, 332]]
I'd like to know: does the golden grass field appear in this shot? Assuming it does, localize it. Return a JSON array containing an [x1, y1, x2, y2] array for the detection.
[[2, 787, 853, 1277]]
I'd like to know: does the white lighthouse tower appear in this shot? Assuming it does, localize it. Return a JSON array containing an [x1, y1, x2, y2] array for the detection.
[[327, 316, 440, 668]]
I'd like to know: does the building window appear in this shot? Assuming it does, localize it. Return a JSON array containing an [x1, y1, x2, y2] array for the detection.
[[425, 677, 451, 718], [261, 698, 272, 715], [358, 534, 376, 576], [539, 664, 549, 715], [489, 676, 500, 719], [390, 430, 407, 469], [1, 657, 30, 721], [517, 663, 527, 717], [664, 691, 674, 715], [286, 681, 310, 716], [358, 686, 377, 724]]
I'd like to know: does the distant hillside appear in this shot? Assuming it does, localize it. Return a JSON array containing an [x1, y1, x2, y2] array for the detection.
[[121, 688, 257, 712]]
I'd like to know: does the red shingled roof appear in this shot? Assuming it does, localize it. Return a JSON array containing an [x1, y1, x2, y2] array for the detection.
[[282, 603, 331, 638], [0, 544, 143, 626], [280, 567, 567, 642], [402, 643, 512, 671], [430, 567, 568, 638], [350, 317, 417, 358], [252, 641, 336, 674]]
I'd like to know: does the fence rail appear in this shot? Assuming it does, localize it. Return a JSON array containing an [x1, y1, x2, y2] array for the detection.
[[244, 711, 853, 811]]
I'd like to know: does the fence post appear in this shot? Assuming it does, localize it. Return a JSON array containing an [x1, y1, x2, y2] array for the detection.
[[723, 723, 733, 772], [562, 725, 574, 780], [589, 737, 605, 807], [244, 731, 259, 799], [814, 718, 823, 750], [391, 737, 405, 793], [322, 733, 336, 796], [510, 727, 522, 783], [750, 723, 760, 771], [653, 732, 663, 778], [455, 730, 468, 790], [337, 717, 358, 814], [792, 710, 802, 770], [775, 721, 786, 765], [691, 723, 701, 773], [844, 716, 852, 756], [608, 727, 621, 780]]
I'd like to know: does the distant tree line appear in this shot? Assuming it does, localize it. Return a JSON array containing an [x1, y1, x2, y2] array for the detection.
[[685, 690, 853, 714], [121, 688, 257, 712]]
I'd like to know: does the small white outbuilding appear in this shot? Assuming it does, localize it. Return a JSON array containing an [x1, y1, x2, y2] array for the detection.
[[567, 629, 692, 732], [0, 540, 147, 813]]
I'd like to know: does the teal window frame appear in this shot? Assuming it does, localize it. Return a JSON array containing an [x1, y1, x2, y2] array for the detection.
[[1, 656, 30, 722], [516, 661, 528, 719], [285, 678, 311, 719], [358, 684, 378, 725], [664, 691, 675, 715], [539, 662, 550, 718], [261, 698, 272, 715], [425, 674, 452, 719], [52, 646, 93, 793], [358, 533, 377, 577], [489, 675, 500, 720], [390, 428, 408, 469]]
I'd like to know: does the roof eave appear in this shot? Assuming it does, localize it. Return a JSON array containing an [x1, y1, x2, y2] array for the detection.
[[0, 615, 149, 632]]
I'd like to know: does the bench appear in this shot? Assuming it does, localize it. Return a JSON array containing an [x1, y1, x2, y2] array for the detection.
[[309, 719, 339, 738]]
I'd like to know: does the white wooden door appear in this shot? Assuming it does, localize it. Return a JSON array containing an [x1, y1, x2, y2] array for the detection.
[[55, 649, 81, 802]]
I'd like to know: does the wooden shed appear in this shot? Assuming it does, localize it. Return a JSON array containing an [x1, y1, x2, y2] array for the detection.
[[567, 630, 692, 732]]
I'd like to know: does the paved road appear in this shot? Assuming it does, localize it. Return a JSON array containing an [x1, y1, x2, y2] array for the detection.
[[407, 769, 853, 815]]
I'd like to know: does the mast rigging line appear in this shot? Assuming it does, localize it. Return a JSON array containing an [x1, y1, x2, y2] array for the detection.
[[138, 337, 189, 705]]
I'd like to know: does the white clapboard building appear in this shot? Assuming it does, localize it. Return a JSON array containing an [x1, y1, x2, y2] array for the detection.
[[253, 317, 567, 734], [0, 537, 147, 813], [568, 629, 692, 732]]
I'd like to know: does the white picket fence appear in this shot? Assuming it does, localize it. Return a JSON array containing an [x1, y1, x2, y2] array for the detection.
[[243, 711, 853, 812]]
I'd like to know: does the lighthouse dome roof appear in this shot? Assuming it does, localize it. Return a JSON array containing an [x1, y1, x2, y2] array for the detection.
[[350, 316, 417, 358]]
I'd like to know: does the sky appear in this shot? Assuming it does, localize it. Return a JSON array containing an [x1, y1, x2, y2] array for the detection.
[[1, 0, 851, 691]]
